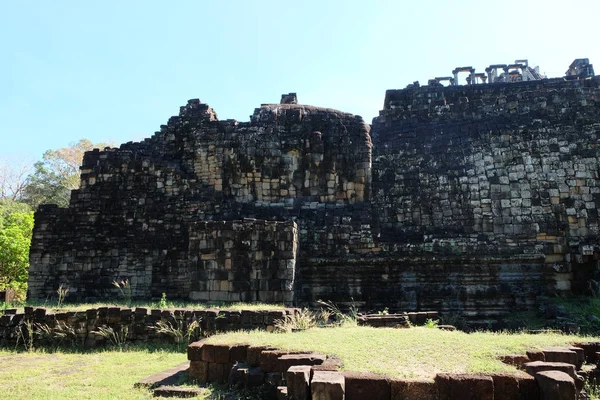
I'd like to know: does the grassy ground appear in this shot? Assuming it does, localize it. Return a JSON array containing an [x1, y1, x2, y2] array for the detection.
[[206, 326, 598, 379], [0, 301, 285, 314], [0, 346, 194, 400], [2, 326, 599, 398]]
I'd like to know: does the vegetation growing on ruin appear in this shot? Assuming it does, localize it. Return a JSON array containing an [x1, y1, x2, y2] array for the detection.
[[0, 300, 285, 314], [206, 326, 594, 379]]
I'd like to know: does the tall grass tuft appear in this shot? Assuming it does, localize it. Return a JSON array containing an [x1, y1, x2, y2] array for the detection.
[[154, 314, 201, 349], [274, 309, 318, 332], [56, 284, 70, 308], [112, 279, 132, 307], [316, 299, 358, 326], [94, 325, 129, 351]]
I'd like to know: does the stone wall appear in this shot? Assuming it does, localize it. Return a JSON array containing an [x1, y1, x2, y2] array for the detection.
[[0, 307, 296, 348], [186, 339, 594, 399], [188, 220, 297, 304], [28, 78, 600, 321]]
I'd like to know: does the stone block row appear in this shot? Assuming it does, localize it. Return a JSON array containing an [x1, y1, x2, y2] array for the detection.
[[0, 307, 297, 348], [187, 339, 595, 399]]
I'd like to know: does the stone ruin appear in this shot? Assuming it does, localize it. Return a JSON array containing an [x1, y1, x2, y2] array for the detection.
[[28, 60, 600, 322]]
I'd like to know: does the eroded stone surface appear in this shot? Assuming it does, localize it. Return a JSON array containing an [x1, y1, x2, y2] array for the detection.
[[28, 78, 600, 318]]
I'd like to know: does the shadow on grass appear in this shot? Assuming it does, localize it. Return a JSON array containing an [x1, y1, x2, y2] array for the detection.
[[4, 341, 188, 355]]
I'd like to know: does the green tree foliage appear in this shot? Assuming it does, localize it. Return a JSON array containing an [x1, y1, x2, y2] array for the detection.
[[0, 199, 34, 294], [21, 139, 113, 208]]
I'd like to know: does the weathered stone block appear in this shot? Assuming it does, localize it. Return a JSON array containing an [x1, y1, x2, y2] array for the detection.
[[524, 361, 576, 379], [535, 370, 576, 400], [202, 344, 216, 362], [187, 340, 205, 361], [390, 378, 437, 400], [542, 348, 578, 367], [260, 350, 290, 373], [311, 371, 345, 400], [189, 360, 208, 383], [207, 362, 225, 383], [287, 365, 311, 400], [277, 353, 326, 372], [435, 374, 493, 400], [489, 373, 519, 400], [229, 344, 249, 363], [213, 344, 231, 364], [343, 371, 391, 400]]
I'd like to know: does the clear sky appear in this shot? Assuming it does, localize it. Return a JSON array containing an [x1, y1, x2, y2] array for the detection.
[[1, 0, 599, 163]]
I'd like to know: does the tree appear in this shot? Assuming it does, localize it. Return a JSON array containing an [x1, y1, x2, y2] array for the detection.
[[21, 139, 113, 208], [0, 200, 34, 295], [0, 157, 32, 201]]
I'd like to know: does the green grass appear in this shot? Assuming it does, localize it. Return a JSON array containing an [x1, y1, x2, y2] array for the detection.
[[205, 326, 599, 379], [0, 301, 285, 314], [0, 346, 195, 400]]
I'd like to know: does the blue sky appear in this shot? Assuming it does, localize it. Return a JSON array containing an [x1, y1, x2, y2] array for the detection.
[[1, 0, 599, 163]]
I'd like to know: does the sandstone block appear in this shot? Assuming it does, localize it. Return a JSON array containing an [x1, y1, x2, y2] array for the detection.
[[277, 353, 326, 372], [542, 347, 578, 367], [202, 343, 216, 362], [499, 354, 530, 368], [526, 350, 546, 362], [247, 345, 276, 367], [189, 360, 208, 383], [343, 371, 391, 400], [213, 344, 231, 364], [187, 341, 204, 361], [435, 374, 493, 400], [287, 365, 311, 400], [260, 350, 289, 373], [311, 371, 345, 400], [390, 378, 437, 400], [524, 361, 576, 379], [489, 373, 519, 400], [229, 344, 249, 363], [535, 370, 576, 400]]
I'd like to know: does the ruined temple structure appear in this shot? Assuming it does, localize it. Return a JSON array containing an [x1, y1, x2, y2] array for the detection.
[[28, 60, 600, 322]]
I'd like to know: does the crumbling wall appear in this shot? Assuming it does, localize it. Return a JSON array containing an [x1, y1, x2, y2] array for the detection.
[[28, 78, 600, 320]]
